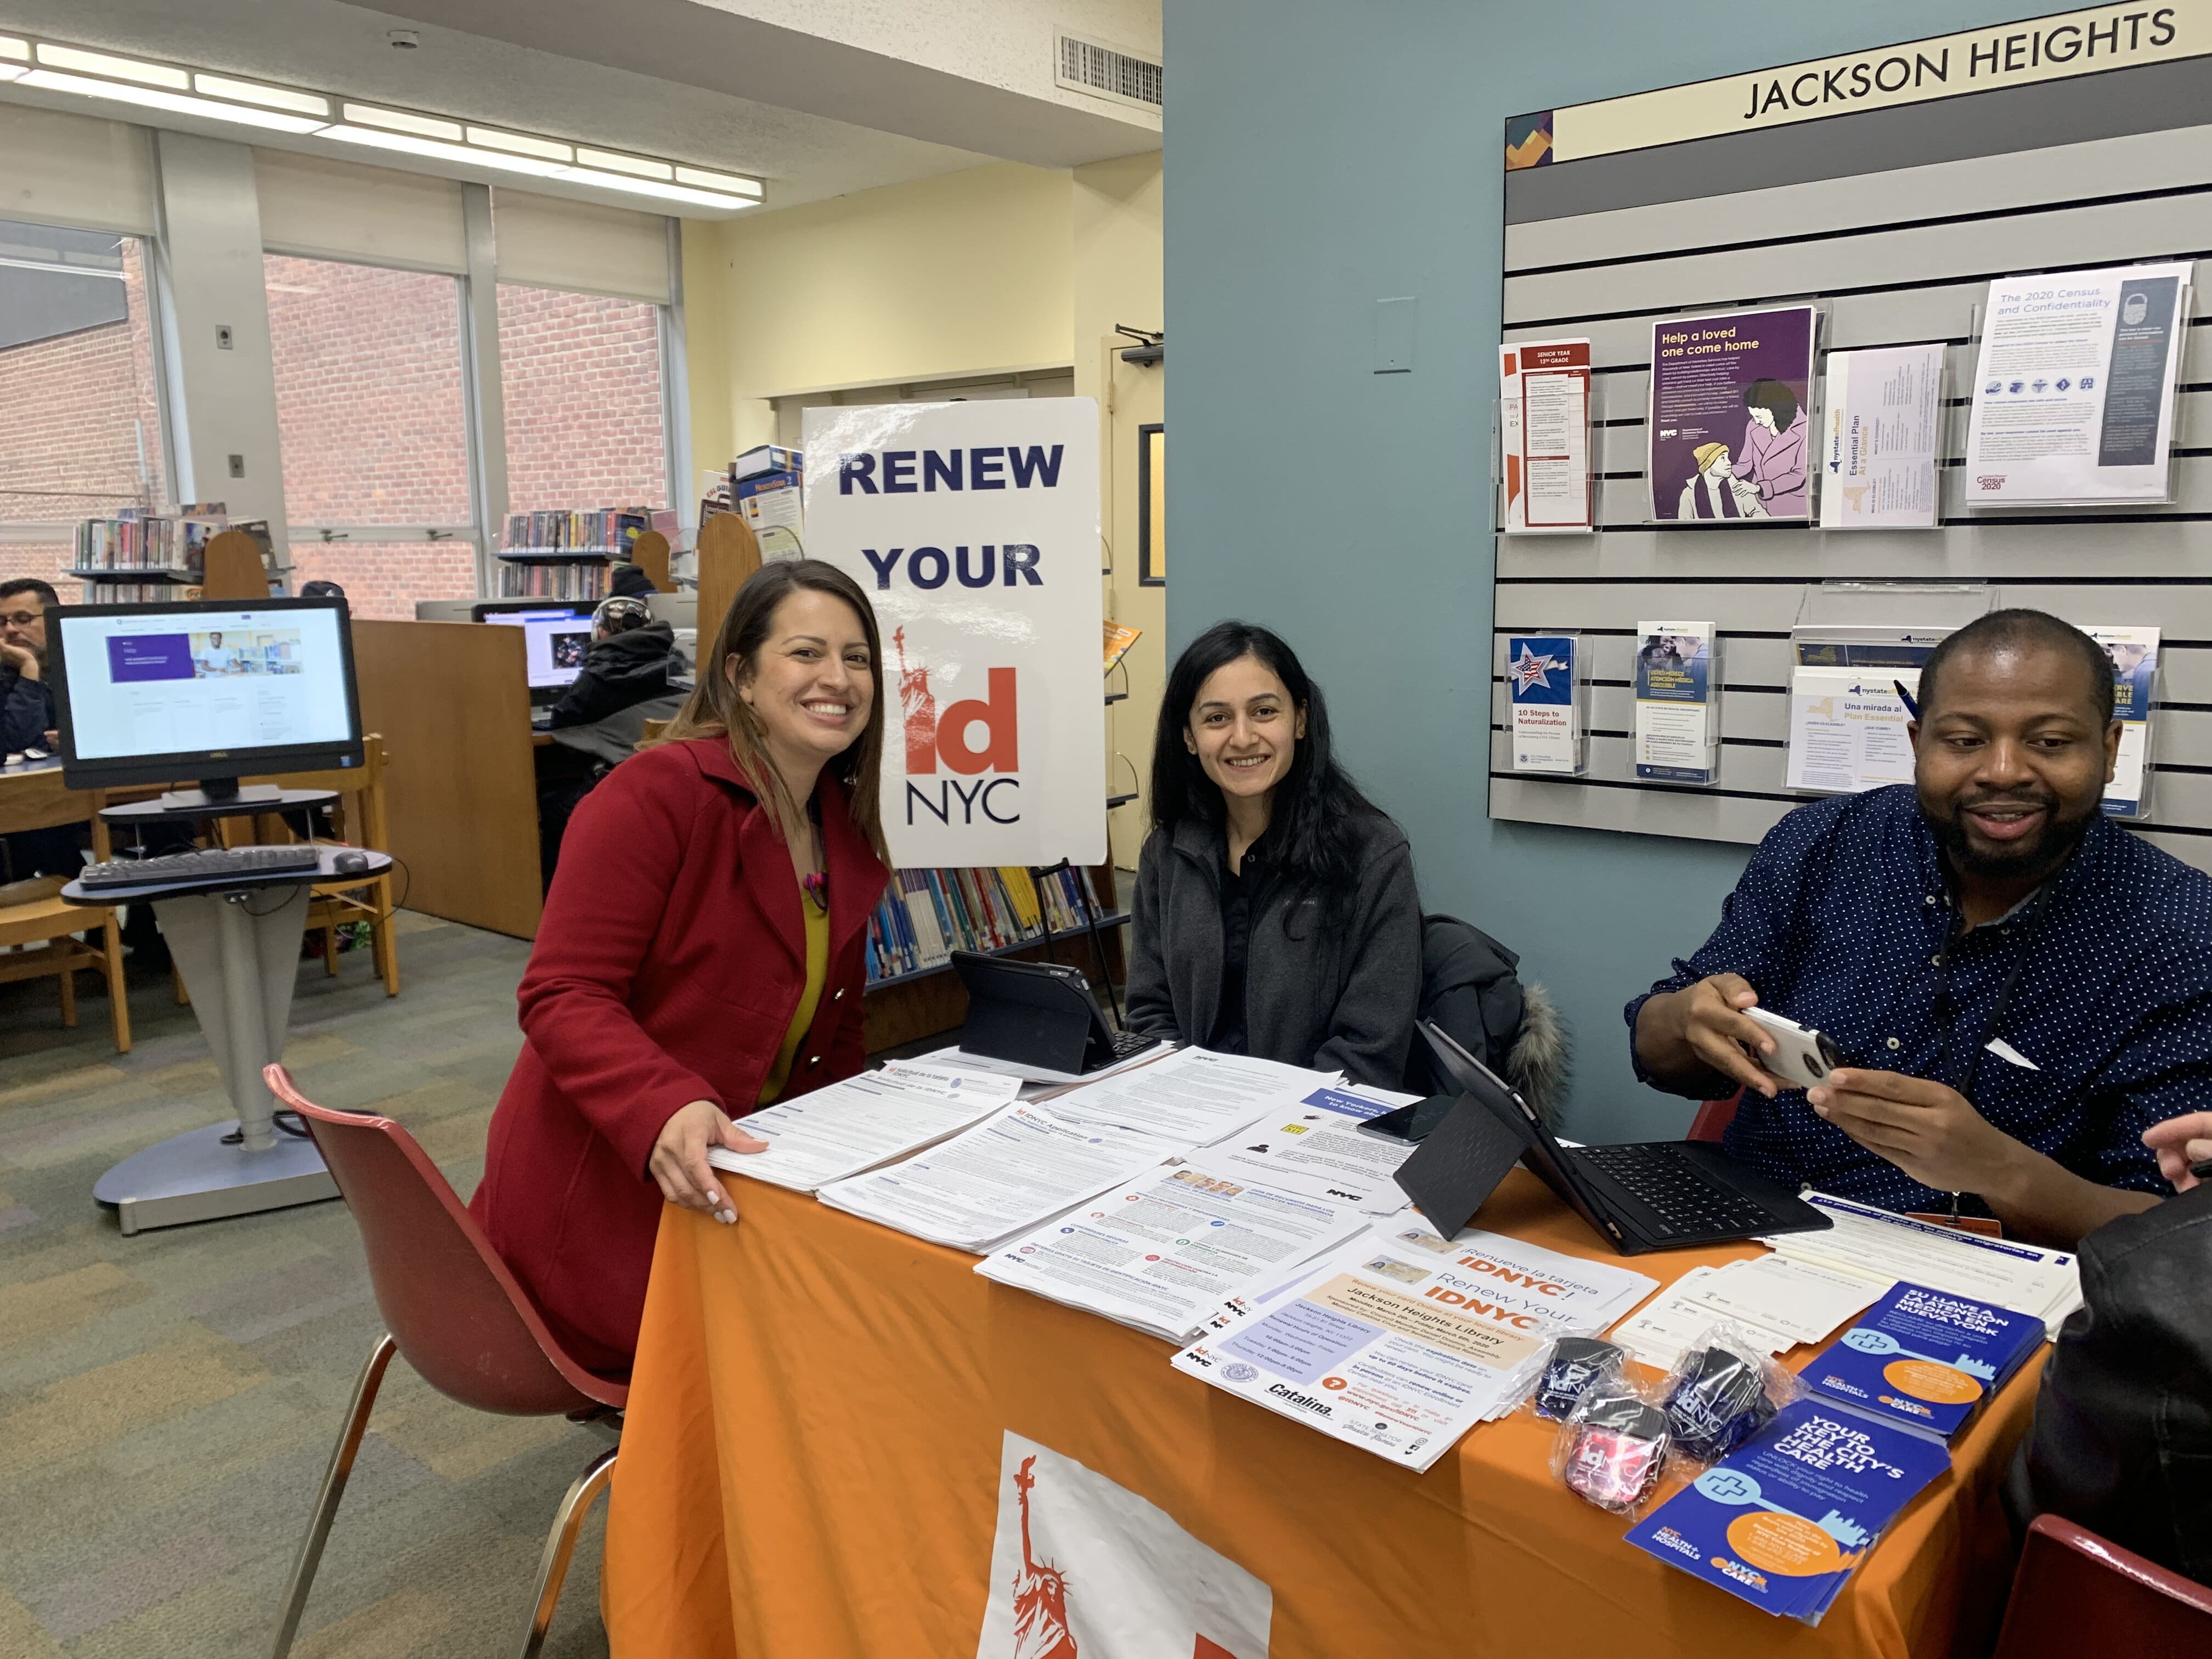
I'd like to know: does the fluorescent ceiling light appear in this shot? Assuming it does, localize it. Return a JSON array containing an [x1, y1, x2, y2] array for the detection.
[[674, 166, 762, 198], [324, 123, 566, 176], [0, 36, 28, 61], [36, 43, 187, 88], [576, 146, 672, 180], [555, 166, 756, 210], [467, 125, 571, 162], [19, 70, 326, 133], [342, 102, 462, 142], [194, 73, 328, 117]]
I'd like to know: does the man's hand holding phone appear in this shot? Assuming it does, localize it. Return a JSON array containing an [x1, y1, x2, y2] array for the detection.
[[1666, 973, 1788, 1099]]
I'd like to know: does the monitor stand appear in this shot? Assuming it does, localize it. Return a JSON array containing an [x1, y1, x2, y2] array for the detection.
[[157, 776, 283, 811]]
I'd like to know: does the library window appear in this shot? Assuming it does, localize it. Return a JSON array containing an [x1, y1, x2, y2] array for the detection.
[[265, 254, 476, 620], [0, 222, 166, 595], [498, 284, 669, 516]]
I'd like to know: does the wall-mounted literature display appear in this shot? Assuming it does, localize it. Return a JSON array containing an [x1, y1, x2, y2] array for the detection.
[[1493, 17, 2212, 871], [1498, 340, 1595, 533]]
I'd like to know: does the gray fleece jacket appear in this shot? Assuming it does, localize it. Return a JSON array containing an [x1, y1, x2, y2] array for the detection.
[[1125, 814, 1422, 1087]]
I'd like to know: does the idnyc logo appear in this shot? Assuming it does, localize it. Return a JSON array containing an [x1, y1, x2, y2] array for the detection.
[[896, 627, 1020, 827]]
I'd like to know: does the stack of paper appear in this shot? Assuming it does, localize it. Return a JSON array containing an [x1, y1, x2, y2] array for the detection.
[[974, 1149, 1373, 1342], [1174, 1226, 1658, 1471], [1609, 1255, 1891, 1371], [815, 1048, 1334, 1252], [708, 1062, 1022, 1194], [1626, 1401, 1954, 1624], [1762, 1192, 2081, 1336], [1205, 1082, 1423, 1214], [1804, 1283, 2047, 1442]]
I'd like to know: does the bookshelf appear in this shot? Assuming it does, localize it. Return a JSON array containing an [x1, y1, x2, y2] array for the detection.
[[496, 508, 651, 601], [69, 512, 273, 602]]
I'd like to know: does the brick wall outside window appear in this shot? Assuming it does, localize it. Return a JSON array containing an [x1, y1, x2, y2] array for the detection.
[[0, 244, 672, 623], [0, 238, 164, 594]]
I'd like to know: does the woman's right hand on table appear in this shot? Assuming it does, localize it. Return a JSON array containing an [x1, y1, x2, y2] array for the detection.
[[650, 1099, 768, 1224]]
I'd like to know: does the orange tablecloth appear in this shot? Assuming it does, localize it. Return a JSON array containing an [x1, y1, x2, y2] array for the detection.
[[602, 1169, 2040, 1658]]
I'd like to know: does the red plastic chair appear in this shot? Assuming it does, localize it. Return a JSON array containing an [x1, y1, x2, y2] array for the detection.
[[1685, 1090, 1741, 1144], [263, 1064, 629, 1659], [1993, 1515, 2212, 1659]]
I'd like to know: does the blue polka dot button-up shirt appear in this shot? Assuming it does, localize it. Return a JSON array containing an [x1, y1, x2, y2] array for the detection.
[[1624, 785, 2212, 1215]]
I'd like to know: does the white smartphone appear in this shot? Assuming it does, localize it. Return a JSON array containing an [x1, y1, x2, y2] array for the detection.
[[1740, 1006, 1844, 1090]]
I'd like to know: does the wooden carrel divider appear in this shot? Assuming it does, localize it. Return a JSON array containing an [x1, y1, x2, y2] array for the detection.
[[630, 529, 675, 594], [693, 512, 761, 652], [198, 529, 268, 601]]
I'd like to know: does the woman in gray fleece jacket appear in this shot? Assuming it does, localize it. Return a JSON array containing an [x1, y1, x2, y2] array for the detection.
[[1126, 620, 1421, 1088]]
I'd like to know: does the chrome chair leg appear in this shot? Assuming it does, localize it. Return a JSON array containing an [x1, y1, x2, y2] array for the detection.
[[517, 1445, 618, 1659], [272, 1333, 398, 1659]]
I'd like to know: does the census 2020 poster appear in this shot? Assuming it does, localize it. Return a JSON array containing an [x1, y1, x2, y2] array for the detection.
[[1649, 305, 1818, 523]]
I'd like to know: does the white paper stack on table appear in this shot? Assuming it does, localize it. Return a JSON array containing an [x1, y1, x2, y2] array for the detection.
[[816, 1048, 1333, 1252], [1174, 1225, 1658, 1471], [707, 1060, 1023, 1194], [1759, 1192, 2083, 1336], [1204, 1081, 1422, 1214], [1609, 1255, 1893, 1372], [973, 1148, 1375, 1342]]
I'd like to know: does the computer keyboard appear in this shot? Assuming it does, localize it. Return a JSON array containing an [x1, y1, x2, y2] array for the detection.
[[1109, 1028, 1157, 1059], [1574, 1143, 1771, 1235], [78, 844, 323, 891]]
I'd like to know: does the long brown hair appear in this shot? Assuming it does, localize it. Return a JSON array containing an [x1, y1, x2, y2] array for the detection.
[[645, 558, 890, 865]]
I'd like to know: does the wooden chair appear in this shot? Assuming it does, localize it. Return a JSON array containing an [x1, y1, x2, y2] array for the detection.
[[0, 774, 129, 1051]]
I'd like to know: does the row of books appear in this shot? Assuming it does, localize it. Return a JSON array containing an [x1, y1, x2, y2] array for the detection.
[[74, 505, 230, 573], [499, 562, 609, 601], [866, 865, 1115, 984], [500, 508, 650, 556], [76, 580, 198, 603]]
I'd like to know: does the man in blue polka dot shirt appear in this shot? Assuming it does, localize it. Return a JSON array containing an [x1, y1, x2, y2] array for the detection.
[[1629, 610, 2212, 1247]]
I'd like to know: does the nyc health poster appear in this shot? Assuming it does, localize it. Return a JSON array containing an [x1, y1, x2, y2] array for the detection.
[[804, 399, 1105, 868], [1649, 305, 1818, 523]]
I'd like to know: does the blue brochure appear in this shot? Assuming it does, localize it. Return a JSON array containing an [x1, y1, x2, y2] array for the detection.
[[1805, 1283, 2044, 1442], [1625, 1400, 1952, 1623]]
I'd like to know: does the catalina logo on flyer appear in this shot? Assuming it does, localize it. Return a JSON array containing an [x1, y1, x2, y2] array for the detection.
[[973, 1434, 1271, 1659], [807, 399, 1104, 867]]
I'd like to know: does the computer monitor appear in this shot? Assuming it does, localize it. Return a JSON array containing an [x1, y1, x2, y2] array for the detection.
[[48, 596, 364, 809], [474, 602, 595, 690]]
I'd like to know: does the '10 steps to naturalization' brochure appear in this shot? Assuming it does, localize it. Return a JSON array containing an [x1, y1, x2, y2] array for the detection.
[[1506, 634, 1584, 775]]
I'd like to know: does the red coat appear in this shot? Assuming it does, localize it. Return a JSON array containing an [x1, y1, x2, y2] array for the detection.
[[471, 737, 888, 1372]]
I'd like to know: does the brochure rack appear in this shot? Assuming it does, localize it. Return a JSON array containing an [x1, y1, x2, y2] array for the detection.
[[1490, 45, 2212, 872]]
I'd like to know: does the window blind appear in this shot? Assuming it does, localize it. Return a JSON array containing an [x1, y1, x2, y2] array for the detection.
[[254, 148, 467, 273], [0, 103, 156, 235], [493, 187, 671, 305]]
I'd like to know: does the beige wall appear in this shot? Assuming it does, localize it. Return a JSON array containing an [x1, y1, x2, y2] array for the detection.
[[684, 152, 1164, 866], [1072, 151, 1165, 867]]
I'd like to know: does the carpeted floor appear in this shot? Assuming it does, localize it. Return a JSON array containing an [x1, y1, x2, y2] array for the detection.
[[0, 912, 613, 1658]]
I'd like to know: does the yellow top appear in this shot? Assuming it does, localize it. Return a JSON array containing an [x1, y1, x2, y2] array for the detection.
[[758, 885, 830, 1105]]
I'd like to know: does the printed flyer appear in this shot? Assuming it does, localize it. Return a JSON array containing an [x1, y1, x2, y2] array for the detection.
[[1807, 1283, 2044, 1443], [1634, 621, 1719, 784], [1499, 338, 1594, 532], [1964, 262, 2191, 505], [1505, 633, 1584, 775], [1650, 306, 1817, 523], [2085, 625, 2160, 819], [1626, 1401, 1953, 1623], [1818, 344, 1944, 530]]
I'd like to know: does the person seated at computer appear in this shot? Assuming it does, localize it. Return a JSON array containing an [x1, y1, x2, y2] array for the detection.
[[0, 578, 57, 755], [544, 596, 676, 730], [471, 558, 891, 1371], [1126, 620, 1420, 1088], [2002, 1105, 2212, 1582], [1627, 608, 2212, 1248]]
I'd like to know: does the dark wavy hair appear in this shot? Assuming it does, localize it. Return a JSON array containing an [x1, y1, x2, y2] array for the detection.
[[1149, 621, 1391, 919]]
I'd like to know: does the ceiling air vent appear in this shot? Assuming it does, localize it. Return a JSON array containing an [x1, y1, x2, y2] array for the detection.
[[1056, 32, 1161, 111]]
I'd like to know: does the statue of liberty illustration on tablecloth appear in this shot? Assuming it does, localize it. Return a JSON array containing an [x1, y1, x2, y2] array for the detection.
[[1010, 1456, 1079, 1659]]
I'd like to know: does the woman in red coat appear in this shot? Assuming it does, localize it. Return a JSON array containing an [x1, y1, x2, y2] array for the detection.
[[471, 558, 891, 1372]]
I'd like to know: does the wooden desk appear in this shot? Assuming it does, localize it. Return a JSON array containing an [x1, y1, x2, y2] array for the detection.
[[351, 619, 544, 939]]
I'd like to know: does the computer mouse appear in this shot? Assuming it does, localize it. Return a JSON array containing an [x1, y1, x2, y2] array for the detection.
[[331, 849, 371, 876]]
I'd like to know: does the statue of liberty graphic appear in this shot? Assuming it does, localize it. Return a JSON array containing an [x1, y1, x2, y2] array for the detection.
[[1009, 1456, 1079, 1659]]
